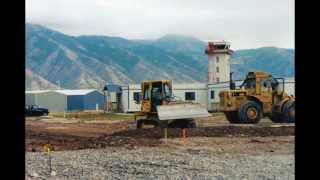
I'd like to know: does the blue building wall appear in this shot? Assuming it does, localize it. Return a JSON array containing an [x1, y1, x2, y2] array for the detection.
[[67, 95, 84, 111], [83, 91, 104, 110]]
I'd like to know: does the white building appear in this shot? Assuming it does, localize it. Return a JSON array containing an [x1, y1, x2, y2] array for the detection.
[[121, 84, 141, 112], [120, 83, 208, 112], [120, 78, 295, 113]]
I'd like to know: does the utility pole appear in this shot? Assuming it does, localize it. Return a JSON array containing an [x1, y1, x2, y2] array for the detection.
[[103, 84, 108, 113], [103, 91, 106, 113]]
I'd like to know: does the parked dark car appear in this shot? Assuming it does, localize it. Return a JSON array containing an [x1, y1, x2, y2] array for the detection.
[[25, 105, 49, 117]]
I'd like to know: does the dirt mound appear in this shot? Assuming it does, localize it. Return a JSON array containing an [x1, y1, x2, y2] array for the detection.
[[26, 124, 294, 152], [111, 126, 294, 138]]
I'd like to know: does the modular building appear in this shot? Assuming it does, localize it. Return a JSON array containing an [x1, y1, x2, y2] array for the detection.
[[25, 89, 104, 112], [119, 78, 295, 113], [121, 83, 210, 112], [120, 82, 224, 113], [121, 84, 142, 112], [172, 83, 208, 109]]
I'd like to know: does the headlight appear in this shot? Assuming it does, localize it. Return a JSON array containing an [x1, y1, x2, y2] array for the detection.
[[227, 101, 232, 106]]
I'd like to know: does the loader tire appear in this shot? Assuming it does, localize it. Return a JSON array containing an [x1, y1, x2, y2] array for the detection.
[[270, 112, 283, 123], [282, 100, 295, 123], [238, 101, 262, 124], [269, 104, 283, 123], [224, 112, 239, 123]]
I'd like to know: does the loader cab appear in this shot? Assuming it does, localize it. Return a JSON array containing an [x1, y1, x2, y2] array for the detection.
[[240, 71, 272, 94], [243, 71, 283, 97], [141, 80, 172, 113], [240, 72, 257, 95]]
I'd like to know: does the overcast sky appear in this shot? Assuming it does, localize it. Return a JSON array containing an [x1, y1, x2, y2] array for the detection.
[[26, 0, 294, 50]]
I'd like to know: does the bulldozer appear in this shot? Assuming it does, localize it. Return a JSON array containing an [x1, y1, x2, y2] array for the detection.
[[134, 80, 210, 128], [219, 71, 295, 123]]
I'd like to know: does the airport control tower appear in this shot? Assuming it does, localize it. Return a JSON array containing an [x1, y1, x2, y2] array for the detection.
[[205, 41, 233, 84]]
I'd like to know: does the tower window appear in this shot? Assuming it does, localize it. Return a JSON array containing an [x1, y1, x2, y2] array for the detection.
[[216, 77, 220, 83], [210, 90, 215, 99], [216, 56, 219, 63], [216, 66, 219, 73]]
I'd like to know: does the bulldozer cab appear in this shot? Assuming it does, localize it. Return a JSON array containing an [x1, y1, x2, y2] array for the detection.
[[141, 80, 172, 113]]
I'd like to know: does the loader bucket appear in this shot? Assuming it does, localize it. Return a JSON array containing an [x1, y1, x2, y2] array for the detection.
[[157, 103, 211, 120]]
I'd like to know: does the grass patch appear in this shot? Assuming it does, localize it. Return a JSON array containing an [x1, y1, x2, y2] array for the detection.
[[50, 112, 134, 121]]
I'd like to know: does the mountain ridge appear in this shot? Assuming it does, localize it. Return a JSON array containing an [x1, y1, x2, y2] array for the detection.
[[26, 23, 294, 90]]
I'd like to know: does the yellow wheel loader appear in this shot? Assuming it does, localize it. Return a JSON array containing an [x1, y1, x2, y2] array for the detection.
[[134, 80, 210, 128], [219, 71, 295, 123]]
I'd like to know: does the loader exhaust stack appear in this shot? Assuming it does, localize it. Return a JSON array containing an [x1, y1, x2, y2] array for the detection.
[[230, 72, 236, 90]]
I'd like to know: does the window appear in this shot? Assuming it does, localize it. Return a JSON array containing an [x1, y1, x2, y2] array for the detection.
[[216, 56, 219, 63], [270, 78, 279, 90], [243, 78, 255, 89], [163, 83, 171, 97], [260, 79, 271, 91], [185, 92, 195, 101], [216, 66, 219, 73], [210, 90, 215, 99], [214, 45, 226, 49], [143, 84, 150, 100], [152, 86, 162, 100], [133, 92, 140, 103], [216, 77, 220, 83]]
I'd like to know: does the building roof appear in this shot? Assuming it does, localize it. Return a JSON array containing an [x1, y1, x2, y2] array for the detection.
[[26, 90, 52, 94], [26, 89, 103, 95], [121, 84, 140, 90], [122, 83, 208, 90], [55, 89, 98, 95]]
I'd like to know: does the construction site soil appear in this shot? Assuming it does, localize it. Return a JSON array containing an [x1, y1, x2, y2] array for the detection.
[[26, 115, 294, 152]]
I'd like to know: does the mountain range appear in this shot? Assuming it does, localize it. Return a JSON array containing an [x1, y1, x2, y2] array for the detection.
[[26, 23, 294, 90]]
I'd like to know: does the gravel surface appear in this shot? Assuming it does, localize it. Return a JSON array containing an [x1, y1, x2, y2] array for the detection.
[[26, 146, 294, 180]]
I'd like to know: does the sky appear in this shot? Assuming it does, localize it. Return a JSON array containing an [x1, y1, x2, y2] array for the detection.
[[26, 0, 294, 50]]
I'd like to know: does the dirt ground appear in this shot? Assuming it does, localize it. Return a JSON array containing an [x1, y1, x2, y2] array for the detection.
[[26, 113, 295, 179], [25, 113, 294, 153]]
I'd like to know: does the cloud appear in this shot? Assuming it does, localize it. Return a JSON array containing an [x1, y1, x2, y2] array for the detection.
[[26, 0, 294, 50]]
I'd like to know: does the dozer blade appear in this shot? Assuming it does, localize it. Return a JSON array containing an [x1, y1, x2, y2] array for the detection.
[[157, 103, 211, 120]]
